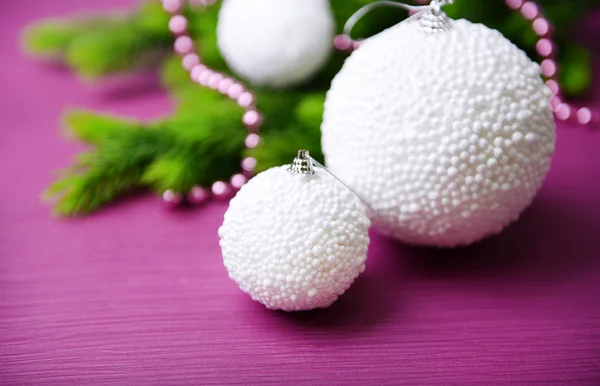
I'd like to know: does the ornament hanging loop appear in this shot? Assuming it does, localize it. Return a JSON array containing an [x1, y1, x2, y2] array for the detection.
[[343, 0, 454, 39], [288, 150, 374, 215]]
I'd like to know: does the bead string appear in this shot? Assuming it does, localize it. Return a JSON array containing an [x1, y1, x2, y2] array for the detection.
[[335, 0, 598, 127], [161, 0, 262, 207], [308, 155, 376, 215], [343, 0, 454, 39]]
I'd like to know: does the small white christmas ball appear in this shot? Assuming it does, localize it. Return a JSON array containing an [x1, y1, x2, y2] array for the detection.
[[217, 0, 335, 88], [219, 165, 370, 311], [322, 18, 556, 247]]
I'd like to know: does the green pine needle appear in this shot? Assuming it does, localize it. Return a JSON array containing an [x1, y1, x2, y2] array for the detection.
[[44, 127, 166, 215], [64, 110, 141, 145], [22, 20, 80, 58]]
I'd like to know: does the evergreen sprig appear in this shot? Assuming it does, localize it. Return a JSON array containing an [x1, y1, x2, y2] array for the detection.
[[44, 88, 247, 215], [45, 113, 166, 214], [26, 0, 597, 215], [23, 2, 173, 77]]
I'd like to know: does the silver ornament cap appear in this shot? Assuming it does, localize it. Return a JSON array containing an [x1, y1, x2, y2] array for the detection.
[[287, 150, 315, 175], [419, 0, 453, 33]]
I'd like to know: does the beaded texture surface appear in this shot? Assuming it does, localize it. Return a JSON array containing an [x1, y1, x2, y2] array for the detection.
[[219, 166, 371, 311], [217, 0, 335, 88], [322, 19, 556, 247]]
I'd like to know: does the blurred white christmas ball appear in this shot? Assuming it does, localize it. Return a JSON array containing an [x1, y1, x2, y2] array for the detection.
[[322, 18, 556, 247], [217, 0, 335, 88], [219, 165, 370, 311]]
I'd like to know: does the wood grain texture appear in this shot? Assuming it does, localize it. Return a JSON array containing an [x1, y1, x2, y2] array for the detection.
[[1, 1, 600, 384]]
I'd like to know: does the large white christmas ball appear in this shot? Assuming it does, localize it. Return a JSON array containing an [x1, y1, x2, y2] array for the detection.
[[217, 0, 335, 88], [321, 19, 556, 247], [219, 166, 370, 311]]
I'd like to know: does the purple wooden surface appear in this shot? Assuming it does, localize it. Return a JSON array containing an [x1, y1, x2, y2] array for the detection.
[[1, 1, 600, 384]]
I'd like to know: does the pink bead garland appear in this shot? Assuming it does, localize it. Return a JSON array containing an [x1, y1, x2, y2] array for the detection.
[[162, 0, 261, 206], [339, 0, 597, 128]]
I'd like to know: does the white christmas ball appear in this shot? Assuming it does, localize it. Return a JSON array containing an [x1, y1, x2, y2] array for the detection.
[[219, 166, 370, 311], [217, 0, 335, 88], [322, 19, 556, 247]]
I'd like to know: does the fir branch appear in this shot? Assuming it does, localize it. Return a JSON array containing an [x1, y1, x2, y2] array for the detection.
[[144, 95, 247, 192], [46, 90, 246, 215], [45, 126, 168, 215]]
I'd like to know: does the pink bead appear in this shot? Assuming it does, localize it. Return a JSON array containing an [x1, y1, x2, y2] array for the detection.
[[555, 103, 571, 121], [218, 78, 235, 94], [545, 79, 559, 96], [334, 35, 352, 51], [208, 73, 224, 89], [244, 134, 260, 149], [237, 92, 254, 108], [162, 0, 182, 13], [536, 38, 553, 57], [506, 0, 524, 9], [541, 59, 556, 77], [212, 181, 231, 199], [227, 83, 244, 100], [533, 18, 550, 36], [198, 69, 213, 86], [577, 108, 593, 125], [550, 96, 562, 110], [243, 110, 262, 130], [182, 54, 200, 71], [230, 174, 247, 190], [521, 2, 539, 20], [187, 186, 210, 205], [174, 36, 194, 55], [242, 157, 257, 172], [190, 64, 206, 81], [162, 189, 182, 208], [169, 15, 188, 34]]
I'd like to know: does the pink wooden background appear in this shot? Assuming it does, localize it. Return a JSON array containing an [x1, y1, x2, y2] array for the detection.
[[1, 1, 600, 384]]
